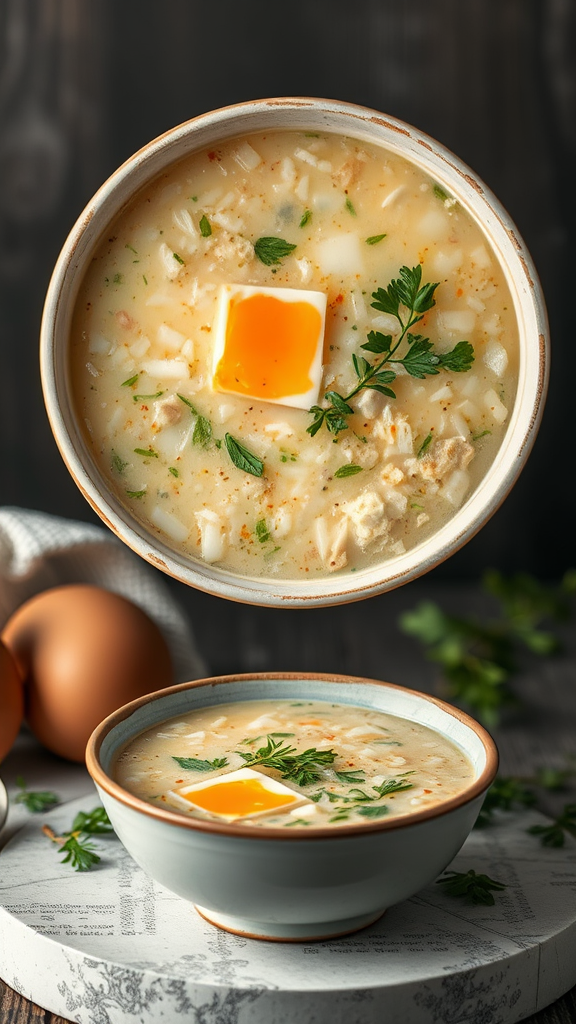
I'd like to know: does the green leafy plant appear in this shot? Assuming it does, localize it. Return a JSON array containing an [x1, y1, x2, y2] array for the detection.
[[254, 236, 297, 266], [436, 869, 507, 906], [172, 756, 229, 772], [398, 569, 576, 726], [14, 777, 59, 813], [43, 806, 113, 872], [307, 265, 473, 437], [527, 804, 576, 847], [236, 734, 336, 787]]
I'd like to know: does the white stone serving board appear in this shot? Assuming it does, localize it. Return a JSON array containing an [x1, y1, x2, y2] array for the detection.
[[0, 796, 575, 1024]]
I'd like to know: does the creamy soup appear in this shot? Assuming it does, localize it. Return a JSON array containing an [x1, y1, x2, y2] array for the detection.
[[71, 130, 518, 578], [114, 699, 475, 829]]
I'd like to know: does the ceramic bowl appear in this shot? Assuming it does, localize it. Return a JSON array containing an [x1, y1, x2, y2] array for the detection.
[[86, 672, 498, 941], [40, 97, 549, 608]]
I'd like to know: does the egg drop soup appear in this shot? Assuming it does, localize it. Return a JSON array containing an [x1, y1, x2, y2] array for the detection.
[[71, 130, 518, 578], [113, 698, 476, 829]]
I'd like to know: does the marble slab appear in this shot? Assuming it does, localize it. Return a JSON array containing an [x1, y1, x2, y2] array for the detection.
[[0, 796, 575, 1024]]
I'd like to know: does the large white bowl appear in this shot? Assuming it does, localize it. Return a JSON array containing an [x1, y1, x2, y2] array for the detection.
[[41, 97, 549, 607], [86, 672, 498, 941]]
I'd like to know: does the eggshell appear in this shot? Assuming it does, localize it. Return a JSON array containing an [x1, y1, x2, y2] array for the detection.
[[1, 584, 174, 763], [0, 638, 24, 762]]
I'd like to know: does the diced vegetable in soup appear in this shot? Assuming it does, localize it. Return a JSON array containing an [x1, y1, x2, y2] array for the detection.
[[114, 699, 476, 829], [71, 130, 518, 578]]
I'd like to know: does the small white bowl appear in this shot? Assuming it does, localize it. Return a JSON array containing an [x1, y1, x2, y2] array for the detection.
[[41, 97, 549, 608], [86, 672, 498, 941]]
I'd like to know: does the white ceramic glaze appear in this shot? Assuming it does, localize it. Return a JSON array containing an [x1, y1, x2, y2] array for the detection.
[[40, 97, 549, 608], [86, 673, 498, 941]]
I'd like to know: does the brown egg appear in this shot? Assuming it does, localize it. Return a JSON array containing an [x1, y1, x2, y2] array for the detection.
[[0, 638, 24, 762], [1, 584, 174, 763]]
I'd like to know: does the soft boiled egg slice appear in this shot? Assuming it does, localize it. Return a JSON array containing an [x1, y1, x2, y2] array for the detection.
[[211, 283, 327, 410], [167, 767, 311, 821]]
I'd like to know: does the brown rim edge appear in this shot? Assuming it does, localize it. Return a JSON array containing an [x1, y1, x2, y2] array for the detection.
[[194, 904, 386, 942], [85, 672, 498, 840]]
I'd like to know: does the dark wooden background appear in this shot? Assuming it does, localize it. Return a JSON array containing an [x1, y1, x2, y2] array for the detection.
[[1, 2, 576, 1021]]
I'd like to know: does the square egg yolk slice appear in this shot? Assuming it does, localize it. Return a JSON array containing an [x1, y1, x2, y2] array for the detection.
[[168, 767, 310, 822], [212, 283, 327, 410]]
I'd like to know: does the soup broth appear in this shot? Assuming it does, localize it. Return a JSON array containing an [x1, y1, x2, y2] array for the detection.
[[114, 698, 476, 829], [71, 130, 518, 578]]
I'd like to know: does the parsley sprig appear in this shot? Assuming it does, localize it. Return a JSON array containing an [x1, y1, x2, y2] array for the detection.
[[436, 869, 507, 906], [172, 756, 229, 772], [236, 735, 336, 787], [307, 265, 474, 437], [14, 777, 59, 813], [527, 804, 576, 847], [42, 806, 113, 872], [398, 568, 576, 727]]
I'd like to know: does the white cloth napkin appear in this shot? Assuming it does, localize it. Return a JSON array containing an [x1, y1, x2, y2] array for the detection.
[[0, 506, 207, 682]]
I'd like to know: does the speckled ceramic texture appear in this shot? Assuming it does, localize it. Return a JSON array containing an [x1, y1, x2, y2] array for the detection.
[[40, 97, 549, 607], [86, 673, 498, 941]]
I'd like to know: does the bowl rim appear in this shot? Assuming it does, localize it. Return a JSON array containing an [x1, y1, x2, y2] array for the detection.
[[41, 95, 549, 608], [85, 671, 499, 841]]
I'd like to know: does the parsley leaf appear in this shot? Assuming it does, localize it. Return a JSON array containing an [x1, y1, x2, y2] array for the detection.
[[334, 465, 363, 479], [134, 447, 158, 458], [193, 415, 212, 448], [527, 804, 576, 847], [14, 777, 59, 813], [225, 433, 264, 476], [172, 756, 229, 772], [199, 215, 212, 237], [334, 768, 366, 784], [254, 236, 297, 266], [255, 519, 271, 542], [436, 869, 507, 905], [71, 807, 113, 834], [121, 373, 139, 387], [417, 432, 433, 458], [357, 804, 389, 818], [366, 234, 387, 245], [237, 735, 336, 788], [299, 210, 312, 228], [172, 252, 185, 265]]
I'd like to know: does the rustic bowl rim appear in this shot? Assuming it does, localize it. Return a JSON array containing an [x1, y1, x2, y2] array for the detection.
[[85, 670, 499, 841], [41, 95, 549, 608]]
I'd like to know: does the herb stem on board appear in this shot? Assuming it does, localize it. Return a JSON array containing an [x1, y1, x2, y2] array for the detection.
[[43, 806, 113, 871], [14, 777, 59, 813], [436, 869, 507, 906]]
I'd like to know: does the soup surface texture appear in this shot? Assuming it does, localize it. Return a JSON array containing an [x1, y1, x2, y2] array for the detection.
[[114, 698, 476, 829], [71, 130, 518, 578]]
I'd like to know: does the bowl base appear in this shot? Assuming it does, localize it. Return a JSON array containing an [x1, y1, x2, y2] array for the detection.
[[194, 904, 386, 942]]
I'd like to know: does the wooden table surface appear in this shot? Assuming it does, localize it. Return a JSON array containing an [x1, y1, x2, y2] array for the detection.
[[1, 578, 575, 1023]]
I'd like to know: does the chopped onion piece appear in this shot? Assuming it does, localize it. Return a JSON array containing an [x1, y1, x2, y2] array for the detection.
[[151, 506, 189, 542]]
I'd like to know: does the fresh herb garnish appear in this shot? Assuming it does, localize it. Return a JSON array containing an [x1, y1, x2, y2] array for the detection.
[[285, 818, 311, 826], [334, 464, 363, 479], [307, 265, 473, 437], [357, 804, 390, 819], [134, 447, 158, 458], [133, 391, 164, 403], [125, 244, 138, 254], [126, 489, 146, 498], [193, 415, 212, 448], [113, 273, 123, 285], [417, 432, 433, 458], [172, 252, 185, 265], [399, 568, 576, 726], [334, 769, 366, 784], [225, 433, 264, 477], [172, 756, 229, 772], [472, 429, 492, 441], [199, 215, 212, 238], [121, 373, 139, 387], [111, 452, 128, 474], [177, 393, 198, 412], [345, 197, 357, 216], [366, 233, 387, 245], [372, 775, 415, 797], [299, 210, 312, 229], [237, 735, 336, 787], [14, 777, 59, 813], [475, 775, 537, 827], [527, 804, 576, 847], [436, 869, 507, 905], [169, 466, 179, 477], [254, 236, 297, 267], [42, 806, 112, 872], [255, 519, 271, 543]]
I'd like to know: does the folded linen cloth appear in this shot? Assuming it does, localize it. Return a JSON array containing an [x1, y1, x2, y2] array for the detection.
[[0, 506, 207, 682]]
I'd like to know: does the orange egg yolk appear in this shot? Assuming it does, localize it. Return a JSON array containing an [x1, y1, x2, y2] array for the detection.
[[213, 293, 322, 400], [182, 777, 299, 817]]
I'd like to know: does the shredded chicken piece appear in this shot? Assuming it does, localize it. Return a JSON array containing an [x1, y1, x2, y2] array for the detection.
[[153, 397, 182, 429], [418, 437, 474, 482], [342, 491, 389, 548]]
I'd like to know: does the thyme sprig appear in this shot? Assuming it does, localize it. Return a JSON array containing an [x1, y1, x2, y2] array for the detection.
[[307, 265, 474, 437], [14, 776, 59, 813], [236, 735, 336, 787], [527, 804, 576, 847], [436, 869, 507, 906]]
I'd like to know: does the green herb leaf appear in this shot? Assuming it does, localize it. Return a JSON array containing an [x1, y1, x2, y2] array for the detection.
[[14, 777, 59, 813], [121, 373, 139, 387], [172, 252, 185, 265], [299, 210, 312, 228], [111, 452, 128, 474], [199, 215, 212, 237], [225, 434, 264, 477], [255, 519, 271, 543], [357, 804, 389, 818], [366, 234, 387, 245], [71, 807, 113, 834], [113, 273, 123, 285], [417, 433, 433, 458], [527, 804, 576, 847], [172, 756, 229, 772], [472, 430, 492, 441], [361, 331, 392, 354], [334, 768, 366, 784], [134, 447, 159, 458], [58, 834, 101, 872], [433, 184, 449, 202], [372, 775, 415, 797], [436, 869, 507, 905], [345, 197, 357, 216], [126, 489, 146, 498], [133, 391, 164, 403], [237, 735, 336, 788], [177, 393, 198, 413], [193, 415, 212, 448], [437, 340, 475, 373], [254, 236, 297, 266], [475, 775, 537, 827], [334, 465, 363, 479], [169, 466, 179, 477]]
